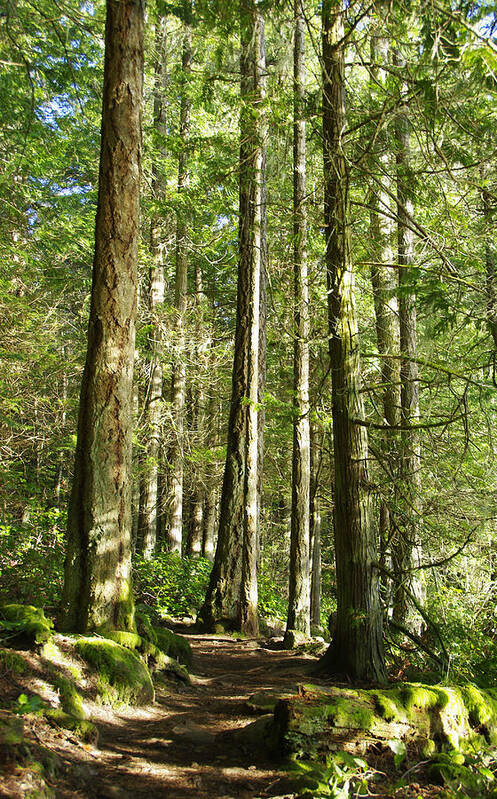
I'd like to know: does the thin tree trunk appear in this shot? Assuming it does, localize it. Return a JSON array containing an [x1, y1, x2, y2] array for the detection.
[[318, 0, 386, 682], [286, 0, 311, 640], [168, 10, 192, 554], [310, 424, 322, 628], [198, 0, 266, 635], [54, 346, 68, 506], [394, 57, 425, 629], [137, 13, 167, 559], [369, 7, 401, 581], [60, 0, 144, 633]]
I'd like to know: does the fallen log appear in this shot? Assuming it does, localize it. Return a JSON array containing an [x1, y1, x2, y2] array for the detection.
[[269, 682, 497, 759]]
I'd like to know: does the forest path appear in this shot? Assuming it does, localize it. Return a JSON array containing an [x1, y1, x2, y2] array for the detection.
[[92, 632, 317, 799]]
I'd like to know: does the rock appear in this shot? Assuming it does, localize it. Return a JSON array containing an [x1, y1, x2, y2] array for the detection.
[[75, 637, 154, 706], [246, 688, 297, 713], [0, 710, 23, 749], [171, 721, 215, 746], [282, 629, 310, 649]]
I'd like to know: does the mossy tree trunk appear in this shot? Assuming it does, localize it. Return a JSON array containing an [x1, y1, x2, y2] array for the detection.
[[60, 0, 144, 633], [198, 0, 266, 635], [318, 0, 386, 683], [286, 0, 311, 641], [310, 424, 323, 628]]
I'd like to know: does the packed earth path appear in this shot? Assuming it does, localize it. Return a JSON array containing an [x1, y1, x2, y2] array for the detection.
[[90, 630, 311, 799], [1, 630, 448, 799]]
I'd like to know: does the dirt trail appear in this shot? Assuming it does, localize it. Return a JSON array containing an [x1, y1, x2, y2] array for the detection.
[[66, 634, 316, 799]]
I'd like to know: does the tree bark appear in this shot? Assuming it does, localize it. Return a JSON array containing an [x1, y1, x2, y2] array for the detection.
[[286, 0, 311, 640], [318, 0, 386, 683], [369, 5, 401, 581], [60, 0, 144, 633], [310, 424, 322, 628], [137, 13, 167, 560], [168, 9, 192, 554], [198, 0, 266, 635], [394, 56, 425, 629]]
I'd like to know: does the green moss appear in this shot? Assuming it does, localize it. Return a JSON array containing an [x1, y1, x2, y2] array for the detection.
[[153, 626, 192, 667], [135, 610, 158, 645], [330, 695, 375, 729], [0, 604, 53, 644], [46, 709, 98, 743], [0, 647, 28, 674], [75, 636, 154, 706], [52, 674, 86, 720], [372, 691, 406, 723], [105, 631, 142, 650], [461, 684, 497, 727]]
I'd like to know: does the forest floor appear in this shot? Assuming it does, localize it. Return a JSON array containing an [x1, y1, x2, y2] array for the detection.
[[1, 630, 446, 799]]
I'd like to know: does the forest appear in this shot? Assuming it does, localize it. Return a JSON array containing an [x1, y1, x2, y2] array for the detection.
[[1, 0, 497, 796]]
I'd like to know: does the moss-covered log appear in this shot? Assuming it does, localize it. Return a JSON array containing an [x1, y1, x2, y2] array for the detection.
[[271, 683, 497, 758]]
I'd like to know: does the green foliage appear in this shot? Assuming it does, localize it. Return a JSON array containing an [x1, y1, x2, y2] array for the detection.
[[12, 693, 45, 715], [133, 552, 212, 618], [0, 508, 65, 608], [0, 603, 53, 644], [289, 751, 371, 798]]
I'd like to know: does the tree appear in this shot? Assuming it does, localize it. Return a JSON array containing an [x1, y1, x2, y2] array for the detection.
[[59, 0, 144, 633], [317, 0, 386, 682], [137, 11, 168, 560], [285, 0, 311, 642], [198, 0, 267, 635], [168, 5, 193, 553]]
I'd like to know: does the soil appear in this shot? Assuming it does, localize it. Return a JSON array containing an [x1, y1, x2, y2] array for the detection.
[[0, 631, 447, 799]]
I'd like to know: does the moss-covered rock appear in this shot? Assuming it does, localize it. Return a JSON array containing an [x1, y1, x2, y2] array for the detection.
[[0, 647, 28, 674], [104, 630, 190, 682], [270, 682, 497, 760], [135, 610, 158, 645], [0, 604, 53, 644], [46, 709, 98, 743], [75, 637, 154, 706], [0, 709, 24, 748], [153, 626, 192, 667]]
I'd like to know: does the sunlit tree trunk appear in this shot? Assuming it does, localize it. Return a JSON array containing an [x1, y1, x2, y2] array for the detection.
[[318, 0, 386, 682], [168, 10, 192, 553], [60, 0, 144, 633], [369, 7, 401, 572], [394, 58, 424, 628], [137, 13, 167, 559], [198, 0, 266, 635], [286, 0, 311, 641]]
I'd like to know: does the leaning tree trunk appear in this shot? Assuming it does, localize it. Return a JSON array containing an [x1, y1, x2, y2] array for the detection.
[[394, 58, 425, 629], [168, 10, 192, 554], [318, 0, 386, 683], [137, 12, 167, 559], [286, 0, 311, 641], [60, 0, 144, 633], [198, 0, 266, 635]]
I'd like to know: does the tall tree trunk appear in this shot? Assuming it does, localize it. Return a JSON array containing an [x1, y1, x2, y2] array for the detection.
[[60, 0, 144, 633], [198, 0, 266, 635], [186, 263, 208, 557], [394, 57, 424, 629], [137, 13, 167, 559], [318, 0, 386, 682], [168, 10, 192, 554], [310, 424, 322, 628], [369, 6, 401, 577], [286, 0, 311, 640], [54, 345, 68, 506], [483, 180, 497, 350]]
